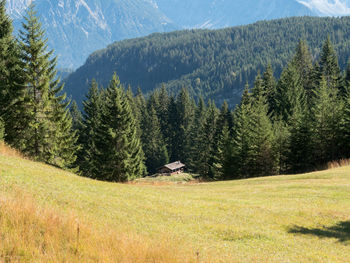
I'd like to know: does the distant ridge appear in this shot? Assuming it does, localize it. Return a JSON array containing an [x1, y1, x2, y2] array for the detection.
[[64, 16, 350, 107]]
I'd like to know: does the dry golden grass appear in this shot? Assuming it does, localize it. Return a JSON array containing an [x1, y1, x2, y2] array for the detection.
[[327, 158, 350, 169], [0, 142, 23, 159], [0, 189, 197, 263]]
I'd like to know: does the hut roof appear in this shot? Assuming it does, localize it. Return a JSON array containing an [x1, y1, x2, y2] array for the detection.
[[162, 161, 185, 171]]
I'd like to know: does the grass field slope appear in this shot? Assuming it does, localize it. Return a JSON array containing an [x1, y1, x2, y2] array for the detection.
[[1, 143, 349, 262]]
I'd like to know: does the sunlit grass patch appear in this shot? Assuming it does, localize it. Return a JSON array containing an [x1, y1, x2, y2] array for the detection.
[[1, 151, 350, 262]]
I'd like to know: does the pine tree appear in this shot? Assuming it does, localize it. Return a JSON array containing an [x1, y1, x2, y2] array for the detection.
[[97, 74, 146, 182]]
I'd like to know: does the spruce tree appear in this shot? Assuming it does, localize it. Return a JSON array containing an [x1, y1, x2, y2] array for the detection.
[[274, 63, 303, 122], [288, 97, 313, 173], [292, 40, 313, 91], [80, 79, 104, 177], [319, 36, 341, 91], [272, 117, 290, 174], [154, 85, 170, 141], [251, 72, 264, 101], [195, 101, 218, 178], [262, 64, 276, 115], [248, 94, 277, 177], [188, 96, 206, 172], [341, 59, 350, 99], [0, 0, 13, 116], [70, 100, 83, 132], [97, 74, 146, 182], [342, 91, 350, 157], [141, 99, 169, 174], [0, 0, 25, 145], [231, 98, 252, 178], [172, 88, 194, 163], [133, 88, 146, 139], [166, 97, 178, 161], [17, 4, 77, 167], [312, 77, 343, 165], [213, 102, 233, 179]]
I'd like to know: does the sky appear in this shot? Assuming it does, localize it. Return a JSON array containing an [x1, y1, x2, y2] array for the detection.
[[298, 0, 350, 15]]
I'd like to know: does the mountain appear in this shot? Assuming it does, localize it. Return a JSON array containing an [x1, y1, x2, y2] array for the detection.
[[6, 0, 350, 69], [155, 0, 315, 28], [7, 0, 178, 69], [64, 16, 350, 107]]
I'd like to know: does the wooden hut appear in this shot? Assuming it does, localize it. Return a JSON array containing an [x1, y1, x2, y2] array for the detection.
[[157, 161, 185, 175]]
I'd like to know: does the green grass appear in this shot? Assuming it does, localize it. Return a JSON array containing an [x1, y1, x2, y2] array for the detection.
[[133, 173, 200, 183], [1, 151, 350, 262]]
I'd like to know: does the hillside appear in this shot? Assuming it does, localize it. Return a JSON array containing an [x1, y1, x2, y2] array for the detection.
[[64, 16, 350, 106], [1, 144, 349, 262]]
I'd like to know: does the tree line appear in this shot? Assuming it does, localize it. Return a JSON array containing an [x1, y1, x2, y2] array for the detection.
[[1, 2, 349, 182], [72, 35, 350, 180]]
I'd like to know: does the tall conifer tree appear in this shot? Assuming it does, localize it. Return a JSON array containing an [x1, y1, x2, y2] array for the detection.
[[97, 74, 145, 182], [319, 36, 341, 90], [0, 0, 26, 145], [17, 4, 77, 167], [80, 80, 104, 177], [141, 99, 169, 174], [312, 77, 343, 165], [172, 88, 194, 163], [262, 64, 276, 115]]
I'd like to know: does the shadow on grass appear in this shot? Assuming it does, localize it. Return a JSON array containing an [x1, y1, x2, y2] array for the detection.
[[288, 221, 350, 244]]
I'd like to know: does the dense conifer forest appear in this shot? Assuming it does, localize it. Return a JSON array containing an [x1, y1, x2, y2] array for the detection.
[[1, 2, 350, 181], [65, 16, 350, 107]]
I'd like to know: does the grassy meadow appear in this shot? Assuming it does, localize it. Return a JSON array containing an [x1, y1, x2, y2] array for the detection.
[[0, 143, 349, 262]]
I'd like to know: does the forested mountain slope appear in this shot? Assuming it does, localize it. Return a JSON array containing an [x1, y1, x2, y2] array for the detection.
[[64, 16, 350, 106]]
